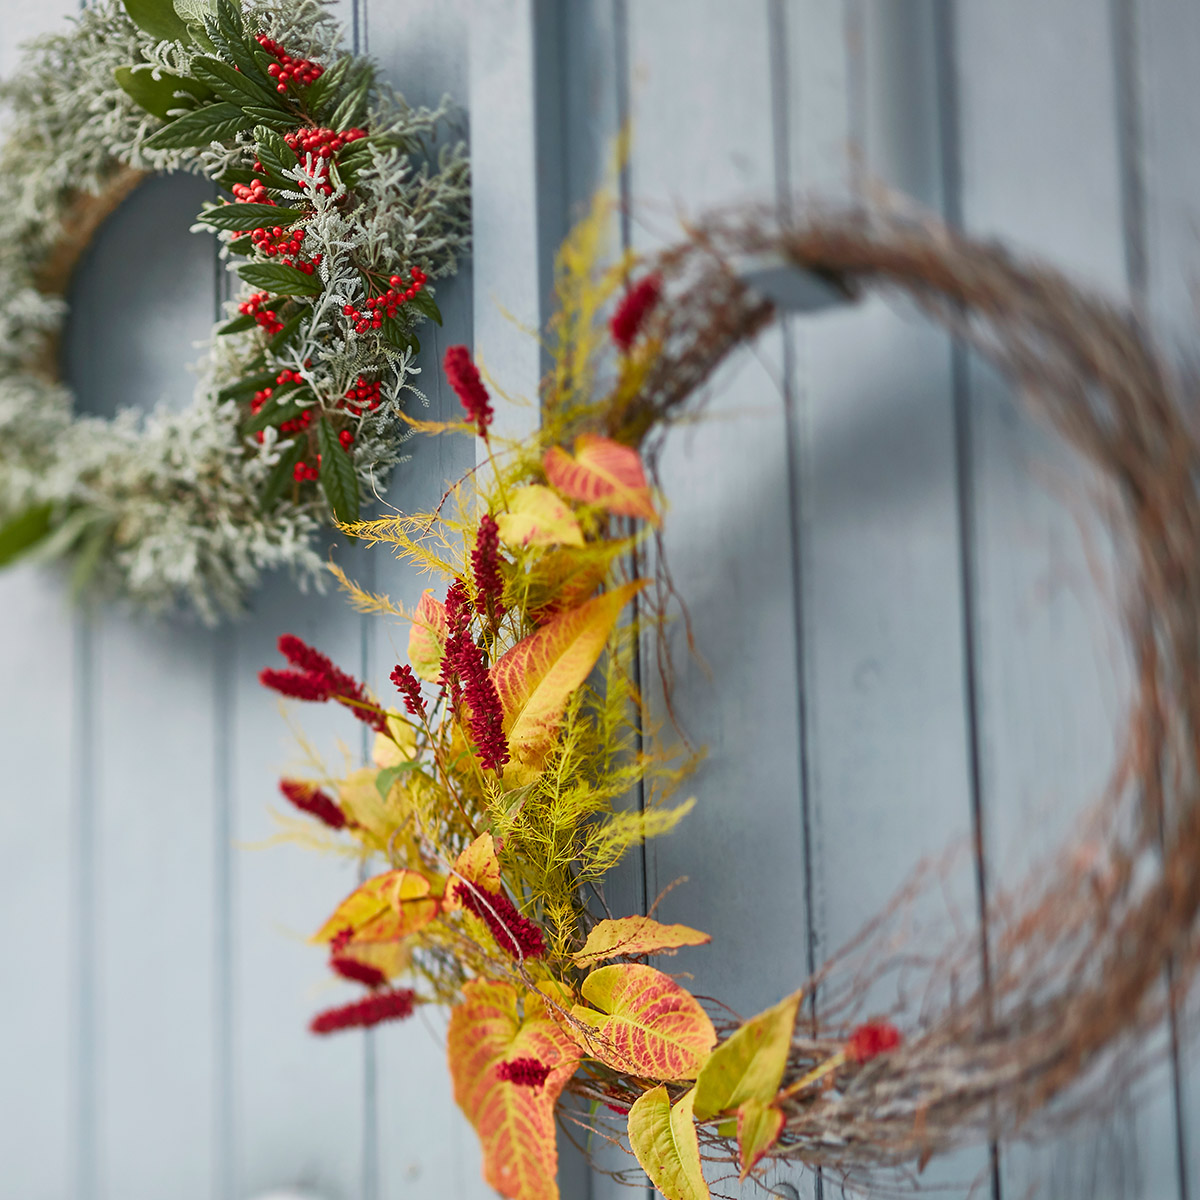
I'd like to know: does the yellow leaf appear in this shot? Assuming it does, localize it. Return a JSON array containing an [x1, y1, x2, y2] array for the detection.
[[312, 869, 440, 946], [334, 938, 411, 982], [372, 712, 417, 768], [408, 588, 448, 683], [492, 580, 645, 778], [692, 990, 802, 1120], [526, 547, 616, 625], [626, 1085, 710, 1200], [445, 832, 503, 910], [496, 485, 585, 548], [334, 767, 395, 841], [447, 979, 582, 1200], [543, 434, 659, 524], [736, 1098, 784, 1181], [573, 916, 711, 967], [571, 963, 716, 1081]]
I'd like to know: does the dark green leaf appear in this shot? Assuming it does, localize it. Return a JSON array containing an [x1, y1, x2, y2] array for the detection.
[[143, 100, 244, 149], [0, 504, 54, 567], [209, 0, 273, 87], [337, 138, 375, 173], [380, 317, 418, 355], [217, 312, 256, 336], [329, 73, 371, 130], [215, 166, 259, 187], [238, 262, 323, 296], [70, 519, 115, 598], [196, 201, 306, 231], [317, 420, 359, 523], [253, 126, 296, 186], [217, 368, 277, 402], [121, 0, 189, 42], [184, 21, 219, 54], [375, 761, 425, 799], [242, 391, 306, 435], [267, 307, 307, 352], [261, 438, 307, 511], [113, 65, 212, 121], [241, 105, 297, 132], [191, 54, 281, 110], [407, 290, 442, 326], [300, 55, 348, 118]]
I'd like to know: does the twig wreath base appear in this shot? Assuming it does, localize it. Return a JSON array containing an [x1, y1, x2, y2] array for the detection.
[[263, 196, 1200, 1200], [0, 0, 469, 621]]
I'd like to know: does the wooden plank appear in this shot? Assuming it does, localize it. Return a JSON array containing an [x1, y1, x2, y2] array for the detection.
[[954, 2, 1184, 1196]]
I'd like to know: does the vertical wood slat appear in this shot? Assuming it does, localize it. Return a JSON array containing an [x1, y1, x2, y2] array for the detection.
[[954, 2, 1185, 1196]]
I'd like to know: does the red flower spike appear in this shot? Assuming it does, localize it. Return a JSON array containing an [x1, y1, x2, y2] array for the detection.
[[496, 1057, 552, 1089], [264, 635, 387, 732], [259, 668, 331, 702], [471, 514, 505, 617], [279, 778, 346, 829], [309, 988, 416, 1035], [330, 954, 389, 989], [609, 272, 663, 351], [389, 663, 426, 718], [845, 1021, 902, 1064], [443, 345, 493, 436], [457, 885, 545, 960]]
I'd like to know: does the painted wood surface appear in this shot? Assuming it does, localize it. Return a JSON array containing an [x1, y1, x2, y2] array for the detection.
[[3, 2, 1200, 1198]]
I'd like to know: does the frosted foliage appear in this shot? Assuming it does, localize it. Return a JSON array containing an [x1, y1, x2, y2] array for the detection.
[[0, 0, 470, 623]]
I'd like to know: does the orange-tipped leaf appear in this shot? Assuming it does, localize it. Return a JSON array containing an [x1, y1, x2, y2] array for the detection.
[[543, 434, 658, 523]]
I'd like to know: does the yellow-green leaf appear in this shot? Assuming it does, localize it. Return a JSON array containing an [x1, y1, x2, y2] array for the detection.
[[692, 990, 802, 1120], [312, 869, 439, 946], [736, 1098, 784, 1181], [496, 485, 585, 548], [572, 916, 711, 967], [445, 832, 503, 910], [491, 580, 645, 779], [627, 1085, 710, 1200], [447, 979, 582, 1200], [408, 588, 448, 683], [571, 963, 716, 1081], [543, 434, 659, 524]]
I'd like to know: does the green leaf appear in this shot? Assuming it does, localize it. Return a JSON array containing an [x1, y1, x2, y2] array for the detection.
[[691, 990, 802, 1121], [121, 0, 189, 43], [217, 368, 277, 402], [0, 504, 54, 567], [113, 65, 212, 121], [380, 316, 418, 355], [207, 0, 272, 87], [241, 105, 296, 132], [238, 262, 322, 296], [70, 519, 115, 598], [375, 760, 424, 800], [216, 312, 256, 336], [242, 391, 306, 435], [215, 166, 259, 188], [407, 289, 442, 326], [173, 0, 215, 22], [261, 438, 307, 511], [143, 100, 244, 149], [626, 1086, 710, 1200], [191, 54, 281, 110], [253, 126, 297, 186], [302, 55, 349, 118], [184, 21, 218, 54], [317, 420, 359, 523], [197, 201, 307, 231], [329, 72, 372, 129], [267, 307, 307, 352]]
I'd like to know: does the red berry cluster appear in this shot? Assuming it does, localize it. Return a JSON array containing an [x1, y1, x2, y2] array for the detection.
[[341, 268, 427, 334], [255, 33, 325, 92], [285, 126, 367, 196], [238, 291, 284, 335], [250, 224, 302, 257], [232, 179, 274, 206], [341, 376, 381, 413], [292, 457, 320, 482]]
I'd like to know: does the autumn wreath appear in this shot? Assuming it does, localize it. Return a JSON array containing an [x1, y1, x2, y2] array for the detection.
[[0, 0, 468, 620], [261, 192, 1200, 1198]]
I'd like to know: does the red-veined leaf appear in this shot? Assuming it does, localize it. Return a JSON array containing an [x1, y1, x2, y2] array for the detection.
[[408, 588, 448, 683], [496, 485, 584, 548], [543, 434, 658, 524], [626, 1085, 710, 1200], [444, 831, 503, 910], [448, 979, 583, 1200], [573, 916, 711, 967], [736, 1098, 784, 1181], [312, 869, 439, 945], [571, 963, 716, 1081]]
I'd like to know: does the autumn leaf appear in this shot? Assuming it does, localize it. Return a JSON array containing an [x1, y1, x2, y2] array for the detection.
[[408, 588, 448, 683], [571, 963, 716, 1081], [447, 979, 582, 1200], [496, 485, 585, 548], [526, 545, 622, 625], [373, 713, 417, 768], [333, 938, 411, 983], [492, 580, 645, 779], [626, 1085, 710, 1200], [543, 434, 658, 524], [573, 916, 711, 967], [444, 831, 503, 910], [736, 1098, 784, 1181], [312, 869, 440, 946], [692, 990, 802, 1120]]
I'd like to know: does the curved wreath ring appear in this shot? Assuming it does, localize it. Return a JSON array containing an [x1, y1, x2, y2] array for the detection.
[[258, 194, 1200, 1199], [0, 0, 469, 620]]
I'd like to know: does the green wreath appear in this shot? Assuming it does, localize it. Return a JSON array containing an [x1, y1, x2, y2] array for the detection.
[[0, 0, 470, 621]]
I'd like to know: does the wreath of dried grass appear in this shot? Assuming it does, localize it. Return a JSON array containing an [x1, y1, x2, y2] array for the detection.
[[264, 194, 1200, 1199]]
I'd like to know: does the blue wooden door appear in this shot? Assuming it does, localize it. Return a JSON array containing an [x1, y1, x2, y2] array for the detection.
[[3, 2, 1200, 1198]]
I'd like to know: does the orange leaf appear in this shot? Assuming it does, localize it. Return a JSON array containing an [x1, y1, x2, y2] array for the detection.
[[496, 485, 585, 548], [572, 916, 711, 967], [571, 963, 716, 1081], [527, 546, 620, 626], [448, 979, 583, 1200], [543, 434, 659, 524], [445, 832, 503, 911], [736, 1098, 784, 1181], [312, 869, 440, 946], [626, 1085, 710, 1200], [408, 589, 448, 683], [491, 580, 645, 778]]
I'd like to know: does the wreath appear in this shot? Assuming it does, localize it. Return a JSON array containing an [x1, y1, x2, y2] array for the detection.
[[0, 0, 469, 620], [257, 192, 1200, 1199]]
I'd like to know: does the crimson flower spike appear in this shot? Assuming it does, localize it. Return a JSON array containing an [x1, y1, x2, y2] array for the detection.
[[443, 345, 493, 436], [309, 988, 417, 1034], [279, 778, 347, 829], [260, 634, 387, 732], [472, 514, 506, 617], [458, 885, 545, 959], [609, 272, 663, 351]]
